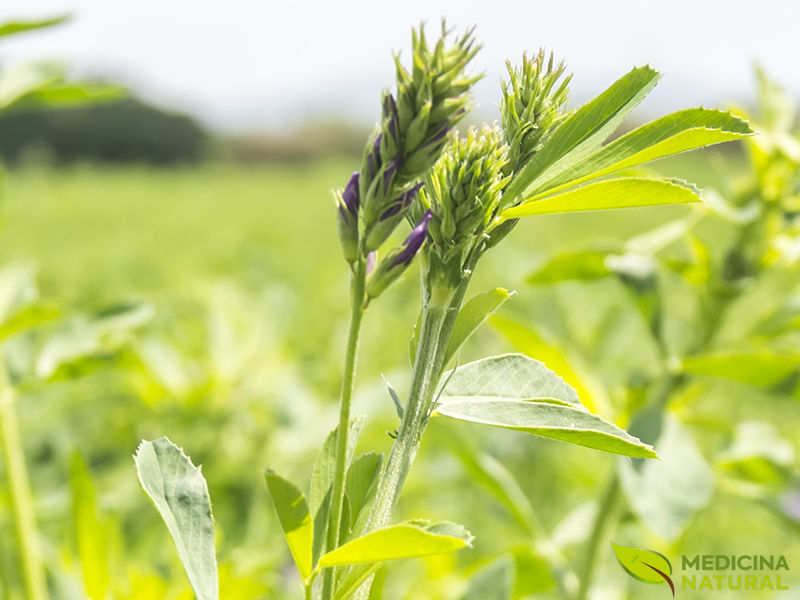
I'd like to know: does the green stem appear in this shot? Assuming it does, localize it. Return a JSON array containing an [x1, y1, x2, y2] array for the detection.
[[322, 259, 367, 600], [575, 475, 621, 600], [0, 361, 47, 600], [369, 281, 450, 529], [369, 249, 480, 531]]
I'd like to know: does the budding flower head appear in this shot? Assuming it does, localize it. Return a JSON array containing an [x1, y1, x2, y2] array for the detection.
[[501, 50, 571, 172], [411, 126, 510, 286], [366, 210, 432, 300], [360, 21, 481, 253], [336, 171, 360, 263]]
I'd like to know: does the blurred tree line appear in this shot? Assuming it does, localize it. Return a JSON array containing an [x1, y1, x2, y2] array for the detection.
[[0, 97, 367, 166], [0, 98, 209, 165]]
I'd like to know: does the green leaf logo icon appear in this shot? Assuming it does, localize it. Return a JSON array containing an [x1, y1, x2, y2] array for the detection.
[[612, 542, 675, 597]]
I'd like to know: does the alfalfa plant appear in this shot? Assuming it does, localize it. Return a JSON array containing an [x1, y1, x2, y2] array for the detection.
[[135, 21, 751, 600], [491, 67, 798, 598]]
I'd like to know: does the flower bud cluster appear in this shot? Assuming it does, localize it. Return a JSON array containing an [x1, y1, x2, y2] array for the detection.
[[501, 50, 571, 173], [335, 22, 481, 300], [482, 52, 571, 250], [411, 127, 510, 286]]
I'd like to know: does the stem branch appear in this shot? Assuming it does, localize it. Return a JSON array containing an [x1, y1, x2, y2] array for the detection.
[[322, 259, 367, 600]]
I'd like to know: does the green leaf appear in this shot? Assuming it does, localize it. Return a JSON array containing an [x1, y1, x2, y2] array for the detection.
[[713, 266, 800, 345], [264, 470, 314, 581], [333, 564, 383, 600], [0, 63, 60, 109], [312, 489, 331, 567], [656, 266, 705, 360], [309, 418, 363, 515], [501, 177, 700, 221], [444, 288, 516, 367], [503, 66, 660, 203], [611, 543, 673, 583], [681, 350, 800, 388], [0, 265, 39, 325], [717, 422, 795, 487], [526, 248, 615, 285], [36, 302, 154, 380], [345, 453, 384, 538], [436, 398, 656, 458], [134, 438, 218, 600], [512, 546, 556, 596], [719, 422, 794, 467], [461, 557, 513, 600], [70, 453, 111, 600], [490, 316, 611, 416], [0, 15, 69, 38], [318, 521, 473, 567], [0, 265, 60, 342], [618, 416, 712, 540], [439, 353, 581, 408], [523, 109, 751, 200], [0, 302, 60, 342]]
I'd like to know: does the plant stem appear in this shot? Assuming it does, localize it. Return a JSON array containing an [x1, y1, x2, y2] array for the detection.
[[0, 361, 47, 600], [322, 259, 367, 600], [575, 475, 620, 600], [369, 282, 449, 529], [369, 250, 480, 531]]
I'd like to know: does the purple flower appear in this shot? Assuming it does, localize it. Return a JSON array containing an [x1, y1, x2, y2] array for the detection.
[[391, 210, 432, 268], [424, 125, 450, 148], [368, 133, 383, 176], [383, 94, 400, 143], [342, 171, 360, 216], [383, 156, 401, 193], [379, 182, 423, 222]]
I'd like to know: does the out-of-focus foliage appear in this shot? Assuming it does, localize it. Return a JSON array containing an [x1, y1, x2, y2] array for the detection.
[[3, 152, 800, 600], [485, 69, 800, 598]]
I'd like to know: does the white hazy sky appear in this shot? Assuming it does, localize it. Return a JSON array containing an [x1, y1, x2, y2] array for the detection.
[[2, 1, 799, 131]]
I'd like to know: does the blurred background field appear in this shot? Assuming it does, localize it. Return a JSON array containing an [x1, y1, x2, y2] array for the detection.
[[1, 2, 799, 599]]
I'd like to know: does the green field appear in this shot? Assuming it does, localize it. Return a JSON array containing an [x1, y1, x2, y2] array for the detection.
[[2, 150, 798, 599]]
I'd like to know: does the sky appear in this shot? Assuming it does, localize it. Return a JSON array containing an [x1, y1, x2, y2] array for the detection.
[[2, 0, 799, 132]]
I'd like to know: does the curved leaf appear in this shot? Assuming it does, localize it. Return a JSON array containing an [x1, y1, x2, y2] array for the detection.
[[444, 288, 516, 366], [503, 66, 660, 202], [618, 416, 712, 540], [318, 521, 472, 567], [501, 177, 700, 221], [134, 438, 218, 600], [440, 353, 581, 408], [526, 248, 615, 285], [490, 316, 611, 416], [0, 16, 69, 38], [436, 399, 656, 458], [265, 470, 314, 581], [681, 350, 800, 388], [524, 109, 751, 200]]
